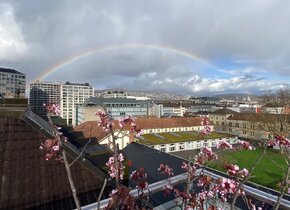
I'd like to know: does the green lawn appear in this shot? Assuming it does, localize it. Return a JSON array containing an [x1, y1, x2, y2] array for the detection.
[[209, 148, 288, 190]]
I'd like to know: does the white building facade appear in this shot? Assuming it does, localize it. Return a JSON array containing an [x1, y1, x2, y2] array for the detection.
[[0, 67, 26, 98], [150, 136, 238, 153], [30, 81, 93, 124], [60, 82, 94, 125]]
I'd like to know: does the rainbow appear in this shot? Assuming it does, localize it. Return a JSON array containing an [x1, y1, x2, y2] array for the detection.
[[36, 44, 213, 80]]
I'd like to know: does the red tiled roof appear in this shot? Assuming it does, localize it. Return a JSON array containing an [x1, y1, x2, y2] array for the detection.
[[74, 117, 203, 141]]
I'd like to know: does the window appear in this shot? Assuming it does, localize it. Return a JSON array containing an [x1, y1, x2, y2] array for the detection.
[[170, 144, 176, 152], [235, 123, 239, 127], [187, 142, 192, 149], [179, 143, 185, 150], [229, 122, 232, 126], [243, 131, 247, 134], [160, 145, 166, 152], [229, 128, 232, 132], [243, 124, 247, 128]]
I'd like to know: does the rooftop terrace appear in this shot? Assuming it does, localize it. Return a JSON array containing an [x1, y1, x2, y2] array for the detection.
[[136, 131, 235, 145]]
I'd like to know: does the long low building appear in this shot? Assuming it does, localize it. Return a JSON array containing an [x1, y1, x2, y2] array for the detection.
[[74, 117, 215, 149], [209, 108, 290, 139], [137, 132, 238, 152]]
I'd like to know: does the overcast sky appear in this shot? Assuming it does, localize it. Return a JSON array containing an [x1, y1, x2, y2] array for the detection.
[[1, 0, 290, 96]]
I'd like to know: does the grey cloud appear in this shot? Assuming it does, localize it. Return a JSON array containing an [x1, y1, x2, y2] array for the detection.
[[1, 0, 290, 95]]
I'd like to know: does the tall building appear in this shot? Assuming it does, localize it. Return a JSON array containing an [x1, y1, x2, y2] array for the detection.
[[29, 81, 62, 116], [29, 81, 94, 125], [61, 82, 94, 125], [0, 67, 26, 98]]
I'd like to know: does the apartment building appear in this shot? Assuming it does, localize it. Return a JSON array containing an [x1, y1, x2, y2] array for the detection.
[[0, 67, 26, 98], [30, 81, 93, 125], [209, 108, 290, 139], [61, 82, 94, 125], [29, 81, 62, 116]]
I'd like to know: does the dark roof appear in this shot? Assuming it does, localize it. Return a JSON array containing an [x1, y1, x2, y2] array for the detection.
[[211, 107, 238, 115], [0, 67, 25, 75], [227, 112, 290, 123], [64, 81, 91, 86], [123, 142, 185, 185], [0, 112, 106, 210]]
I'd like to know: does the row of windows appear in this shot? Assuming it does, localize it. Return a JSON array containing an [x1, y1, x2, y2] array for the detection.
[[146, 127, 199, 133], [156, 140, 222, 152]]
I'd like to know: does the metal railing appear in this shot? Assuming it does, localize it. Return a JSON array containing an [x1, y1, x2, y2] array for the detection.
[[80, 168, 290, 210]]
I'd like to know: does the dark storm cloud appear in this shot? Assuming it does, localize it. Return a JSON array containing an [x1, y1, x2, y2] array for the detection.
[[0, 0, 290, 95]]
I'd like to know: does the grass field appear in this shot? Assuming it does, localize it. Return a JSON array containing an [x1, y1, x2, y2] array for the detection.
[[209, 147, 288, 190]]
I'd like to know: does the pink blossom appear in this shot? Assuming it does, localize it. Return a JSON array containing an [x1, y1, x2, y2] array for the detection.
[[39, 138, 62, 161], [44, 103, 61, 115], [129, 168, 148, 193], [110, 189, 118, 196], [158, 163, 174, 177], [238, 140, 254, 150], [163, 184, 173, 197], [52, 145, 60, 151], [195, 147, 218, 165], [106, 154, 125, 180], [217, 139, 232, 149], [197, 175, 212, 187], [181, 162, 196, 174], [199, 117, 212, 136], [269, 135, 290, 147], [95, 110, 112, 132], [214, 178, 244, 202], [238, 168, 249, 178], [173, 188, 191, 202], [118, 153, 124, 161], [224, 163, 240, 176]]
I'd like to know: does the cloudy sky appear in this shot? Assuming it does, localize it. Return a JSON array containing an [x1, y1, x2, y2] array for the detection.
[[1, 0, 290, 96]]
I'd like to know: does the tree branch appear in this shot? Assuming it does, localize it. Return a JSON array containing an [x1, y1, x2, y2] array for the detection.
[[47, 114, 81, 210], [97, 179, 107, 210], [274, 161, 290, 210], [230, 141, 268, 210]]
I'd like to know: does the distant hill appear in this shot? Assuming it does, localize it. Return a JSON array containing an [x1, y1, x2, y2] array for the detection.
[[94, 89, 188, 100], [210, 93, 259, 100]]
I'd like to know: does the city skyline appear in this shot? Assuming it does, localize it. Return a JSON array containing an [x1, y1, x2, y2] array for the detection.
[[1, 0, 290, 95]]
